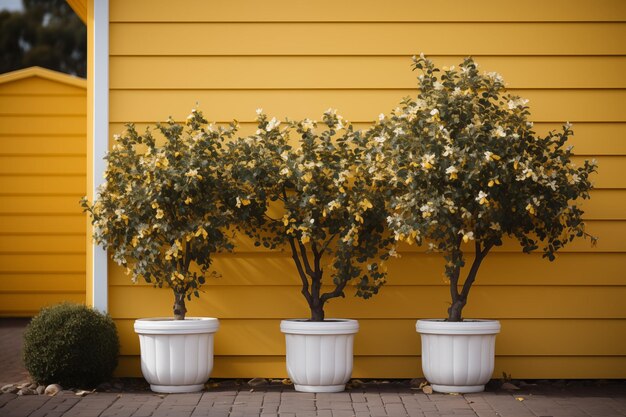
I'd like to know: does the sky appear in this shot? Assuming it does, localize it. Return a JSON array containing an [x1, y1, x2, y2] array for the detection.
[[0, 0, 22, 12]]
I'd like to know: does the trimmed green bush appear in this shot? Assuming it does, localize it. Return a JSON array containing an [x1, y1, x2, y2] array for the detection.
[[23, 303, 119, 388]]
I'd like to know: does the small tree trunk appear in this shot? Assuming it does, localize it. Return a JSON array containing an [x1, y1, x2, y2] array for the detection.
[[447, 297, 466, 322], [173, 292, 187, 320], [309, 300, 325, 322]]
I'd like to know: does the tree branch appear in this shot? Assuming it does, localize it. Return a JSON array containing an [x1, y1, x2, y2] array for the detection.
[[297, 239, 315, 277], [287, 236, 313, 307], [320, 277, 348, 304], [459, 240, 493, 300]]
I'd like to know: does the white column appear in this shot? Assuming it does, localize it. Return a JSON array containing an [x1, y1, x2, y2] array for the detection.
[[91, 0, 109, 312]]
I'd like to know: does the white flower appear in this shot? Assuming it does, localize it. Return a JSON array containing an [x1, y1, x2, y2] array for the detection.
[[459, 230, 474, 243], [445, 165, 458, 179], [255, 108, 263, 115], [420, 203, 435, 218], [486, 71, 503, 83], [489, 222, 501, 231], [492, 126, 506, 138], [266, 117, 281, 131], [430, 108, 439, 116], [547, 180, 558, 191], [442, 145, 454, 157], [433, 81, 443, 90], [476, 190, 489, 205], [325, 108, 337, 116], [421, 153, 435, 170], [393, 127, 405, 136], [378, 113, 385, 121], [301, 119, 315, 131], [374, 135, 386, 143], [507, 98, 529, 110]]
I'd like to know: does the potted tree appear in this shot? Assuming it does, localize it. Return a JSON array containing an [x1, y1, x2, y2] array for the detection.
[[226, 109, 395, 392], [82, 109, 237, 393], [370, 55, 597, 393]]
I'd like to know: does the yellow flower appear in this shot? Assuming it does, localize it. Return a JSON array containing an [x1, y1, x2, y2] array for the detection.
[[526, 203, 536, 215], [155, 157, 169, 168], [421, 154, 435, 170], [460, 230, 474, 243], [484, 151, 501, 161], [195, 226, 208, 239], [301, 234, 310, 244], [302, 172, 313, 183], [184, 197, 193, 205], [131, 236, 139, 247], [354, 213, 364, 223], [155, 209, 164, 219], [476, 191, 489, 205], [446, 166, 458, 180], [359, 199, 373, 210]]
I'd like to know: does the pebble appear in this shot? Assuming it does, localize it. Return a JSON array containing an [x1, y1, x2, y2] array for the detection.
[[247, 377, 268, 387], [17, 381, 31, 389], [36, 385, 45, 395], [17, 388, 34, 396], [44, 384, 62, 396], [422, 385, 433, 394], [501, 382, 520, 390], [1, 384, 18, 394]]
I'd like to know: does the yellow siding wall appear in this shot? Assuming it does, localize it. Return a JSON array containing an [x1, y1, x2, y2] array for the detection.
[[106, 0, 626, 378], [0, 68, 86, 316]]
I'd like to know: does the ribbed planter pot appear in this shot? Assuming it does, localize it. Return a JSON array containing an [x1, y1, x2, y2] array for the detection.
[[134, 317, 219, 393], [416, 319, 500, 393], [280, 319, 359, 393]]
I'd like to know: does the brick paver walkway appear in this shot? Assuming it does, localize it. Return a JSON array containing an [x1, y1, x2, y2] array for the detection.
[[1, 385, 626, 417], [0, 318, 30, 386], [2, 318, 625, 417]]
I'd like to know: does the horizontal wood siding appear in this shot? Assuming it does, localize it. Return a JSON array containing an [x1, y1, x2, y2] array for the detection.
[[0, 72, 86, 316], [107, 0, 626, 378]]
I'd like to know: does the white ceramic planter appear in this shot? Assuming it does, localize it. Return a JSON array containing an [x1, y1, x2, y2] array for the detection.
[[280, 319, 359, 393], [134, 317, 219, 393], [416, 319, 500, 393]]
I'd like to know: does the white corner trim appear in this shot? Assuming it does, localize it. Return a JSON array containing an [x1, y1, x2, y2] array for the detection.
[[92, 0, 109, 312]]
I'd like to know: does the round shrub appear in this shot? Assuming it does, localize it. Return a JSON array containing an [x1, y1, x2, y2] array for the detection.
[[23, 303, 120, 388]]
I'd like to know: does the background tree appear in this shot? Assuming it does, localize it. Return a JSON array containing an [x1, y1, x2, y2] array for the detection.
[[0, 0, 86, 77]]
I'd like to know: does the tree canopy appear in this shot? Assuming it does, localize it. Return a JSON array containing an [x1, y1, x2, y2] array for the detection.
[[0, 0, 86, 77]]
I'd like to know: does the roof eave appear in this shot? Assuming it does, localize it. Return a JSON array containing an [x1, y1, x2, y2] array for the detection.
[[0, 66, 87, 88], [66, 0, 87, 24]]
